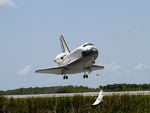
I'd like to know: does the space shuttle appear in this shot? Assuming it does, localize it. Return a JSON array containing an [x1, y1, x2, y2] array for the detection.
[[36, 35, 104, 79]]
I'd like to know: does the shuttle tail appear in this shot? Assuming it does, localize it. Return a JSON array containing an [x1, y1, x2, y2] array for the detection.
[[60, 35, 70, 53]]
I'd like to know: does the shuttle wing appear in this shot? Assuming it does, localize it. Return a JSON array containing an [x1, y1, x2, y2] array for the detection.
[[35, 58, 81, 75], [35, 66, 67, 75], [91, 65, 104, 71], [36, 64, 104, 75], [36, 56, 104, 75]]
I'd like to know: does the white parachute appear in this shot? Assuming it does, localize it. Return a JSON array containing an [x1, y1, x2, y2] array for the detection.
[[92, 90, 104, 105]]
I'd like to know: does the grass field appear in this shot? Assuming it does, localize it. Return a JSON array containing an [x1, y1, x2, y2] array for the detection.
[[0, 94, 150, 113]]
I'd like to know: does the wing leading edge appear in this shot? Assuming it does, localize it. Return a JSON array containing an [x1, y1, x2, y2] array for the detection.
[[35, 65, 67, 75], [90, 65, 104, 71]]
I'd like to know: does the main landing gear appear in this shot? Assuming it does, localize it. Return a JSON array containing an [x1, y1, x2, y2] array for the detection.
[[83, 72, 89, 79], [83, 74, 88, 79], [63, 75, 68, 80]]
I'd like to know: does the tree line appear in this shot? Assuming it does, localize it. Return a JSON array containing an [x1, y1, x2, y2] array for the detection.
[[0, 84, 150, 95]]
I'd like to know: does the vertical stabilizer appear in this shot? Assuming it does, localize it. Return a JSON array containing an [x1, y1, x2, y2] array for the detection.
[[60, 35, 70, 53]]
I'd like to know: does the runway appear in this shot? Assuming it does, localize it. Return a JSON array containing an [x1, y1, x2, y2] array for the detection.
[[5, 91, 150, 98]]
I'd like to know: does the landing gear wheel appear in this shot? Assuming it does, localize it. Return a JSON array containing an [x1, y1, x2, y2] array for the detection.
[[63, 76, 68, 80], [86, 75, 88, 78], [66, 76, 68, 79], [83, 74, 88, 79], [83, 75, 85, 78]]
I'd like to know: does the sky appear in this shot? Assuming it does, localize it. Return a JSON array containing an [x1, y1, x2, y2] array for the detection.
[[0, 0, 150, 90]]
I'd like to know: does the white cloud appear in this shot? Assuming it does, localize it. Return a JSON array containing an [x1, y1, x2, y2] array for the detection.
[[17, 65, 33, 75], [0, 0, 16, 8], [105, 63, 122, 72], [130, 29, 140, 33], [133, 63, 150, 71]]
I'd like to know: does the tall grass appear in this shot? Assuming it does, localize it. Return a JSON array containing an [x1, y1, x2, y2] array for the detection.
[[0, 95, 150, 113]]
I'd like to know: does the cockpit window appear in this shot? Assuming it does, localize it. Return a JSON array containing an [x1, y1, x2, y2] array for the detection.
[[83, 43, 93, 47]]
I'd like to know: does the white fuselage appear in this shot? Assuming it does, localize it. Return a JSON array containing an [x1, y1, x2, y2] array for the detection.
[[54, 43, 98, 67]]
